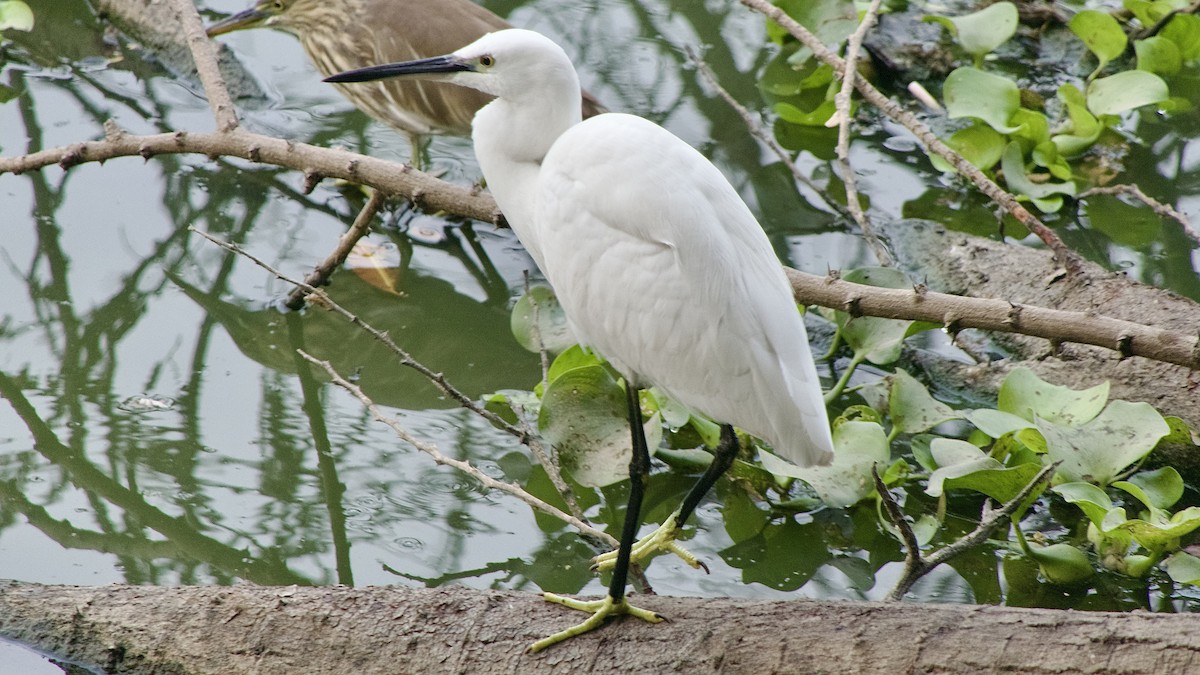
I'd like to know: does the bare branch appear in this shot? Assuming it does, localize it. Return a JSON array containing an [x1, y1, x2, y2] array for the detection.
[[170, 0, 239, 131], [0, 126, 500, 224], [284, 190, 387, 310], [785, 267, 1200, 370], [832, 0, 893, 267]]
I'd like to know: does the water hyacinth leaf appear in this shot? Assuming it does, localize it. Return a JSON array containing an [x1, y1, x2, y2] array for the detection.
[[1069, 9, 1128, 74], [546, 344, 604, 384], [1117, 507, 1200, 549], [1028, 542, 1095, 584], [483, 389, 541, 425], [833, 267, 921, 365], [1052, 84, 1102, 156], [925, 438, 1001, 497], [769, 0, 857, 53], [932, 122, 1006, 172], [1086, 70, 1169, 116], [511, 285, 574, 353], [1037, 400, 1171, 485], [1160, 13, 1200, 62], [997, 367, 1108, 426], [999, 142, 1076, 211], [775, 100, 837, 127], [759, 420, 888, 507], [1008, 108, 1051, 149], [909, 434, 937, 472], [538, 365, 662, 487], [925, 2, 1018, 59], [1166, 552, 1200, 585], [944, 67, 1022, 133], [0, 0, 33, 32], [1124, 0, 1178, 28], [1052, 481, 1115, 525], [942, 462, 1045, 505], [1115, 466, 1184, 511], [888, 368, 961, 434], [966, 408, 1035, 438], [1136, 36, 1183, 75]]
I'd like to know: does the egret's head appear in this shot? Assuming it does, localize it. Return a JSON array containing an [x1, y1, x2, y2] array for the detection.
[[206, 0, 323, 37], [324, 29, 578, 101]]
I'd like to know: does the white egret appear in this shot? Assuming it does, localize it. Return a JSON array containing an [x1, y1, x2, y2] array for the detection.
[[326, 29, 835, 651]]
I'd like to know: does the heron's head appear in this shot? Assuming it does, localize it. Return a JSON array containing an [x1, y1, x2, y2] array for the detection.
[[324, 29, 578, 101], [206, 0, 326, 37]]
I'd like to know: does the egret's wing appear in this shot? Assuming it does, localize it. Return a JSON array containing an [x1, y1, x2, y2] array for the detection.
[[537, 114, 833, 467]]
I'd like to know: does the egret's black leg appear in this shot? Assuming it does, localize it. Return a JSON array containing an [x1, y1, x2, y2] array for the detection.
[[608, 381, 652, 602], [529, 383, 663, 652], [673, 423, 739, 528]]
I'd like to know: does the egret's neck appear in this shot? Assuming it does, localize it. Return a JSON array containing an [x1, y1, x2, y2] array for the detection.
[[471, 84, 582, 273]]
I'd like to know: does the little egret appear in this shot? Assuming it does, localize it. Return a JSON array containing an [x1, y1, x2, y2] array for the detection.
[[326, 29, 835, 651], [207, 0, 605, 160]]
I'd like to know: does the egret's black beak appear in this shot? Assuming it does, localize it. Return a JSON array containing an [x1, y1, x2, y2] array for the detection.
[[324, 55, 473, 84], [206, 8, 270, 37]]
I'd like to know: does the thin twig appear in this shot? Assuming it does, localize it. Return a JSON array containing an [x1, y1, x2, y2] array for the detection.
[[739, 0, 1086, 276], [685, 46, 849, 221], [1080, 184, 1198, 245], [284, 190, 387, 310], [832, 0, 893, 266], [170, 0, 239, 132], [190, 228, 532, 442], [299, 351, 617, 548], [875, 462, 1058, 601]]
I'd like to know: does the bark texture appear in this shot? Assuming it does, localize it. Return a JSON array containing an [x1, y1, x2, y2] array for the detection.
[[3, 582, 1200, 674]]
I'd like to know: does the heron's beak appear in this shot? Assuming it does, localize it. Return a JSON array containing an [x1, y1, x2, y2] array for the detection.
[[324, 55, 474, 84], [206, 8, 270, 37]]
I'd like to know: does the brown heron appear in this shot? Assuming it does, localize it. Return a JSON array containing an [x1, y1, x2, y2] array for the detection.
[[207, 0, 605, 162], [326, 29, 835, 651]]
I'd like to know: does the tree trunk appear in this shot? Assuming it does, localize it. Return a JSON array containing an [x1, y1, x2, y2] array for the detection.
[[1, 581, 1198, 674]]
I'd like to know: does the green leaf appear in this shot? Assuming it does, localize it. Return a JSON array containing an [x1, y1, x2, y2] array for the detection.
[[1053, 481, 1115, 525], [759, 420, 889, 507], [546, 344, 604, 384], [925, 438, 1000, 497], [1037, 401, 1171, 485], [934, 122, 1006, 172], [999, 142, 1077, 211], [997, 367, 1107, 426], [926, 2, 1019, 58], [774, 100, 837, 127], [1052, 84, 1102, 157], [1086, 70, 1169, 116], [1114, 466, 1184, 510], [888, 368, 961, 434], [1028, 543, 1094, 584], [646, 387, 691, 429], [944, 67, 1022, 133], [1117, 507, 1200, 549], [1166, 552, 1200, 585], [0, 0, 34, 32], [1069, 10, 1128, 75], [1136, 36, 1183, 75], [511, 286, 574, 354], [966, 409, 1035, 438], [538, 366, 661, 487], [1160, 13, 1200, 62], [943, 462, 1045, 504]]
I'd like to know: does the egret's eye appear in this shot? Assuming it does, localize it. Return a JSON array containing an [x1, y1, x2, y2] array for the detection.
[[479, 55, 495, 67], [271, 0, 284, 9]]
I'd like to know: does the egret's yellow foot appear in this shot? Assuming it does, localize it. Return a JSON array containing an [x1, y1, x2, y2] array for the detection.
[[528, 593, 663, 652], [591, 514, 702, 572]]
